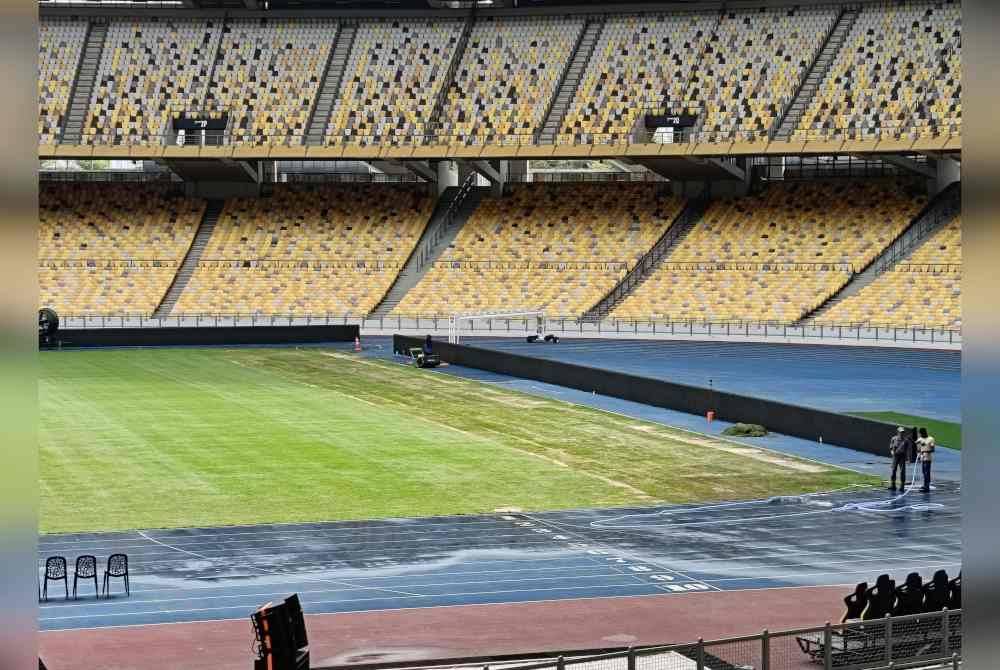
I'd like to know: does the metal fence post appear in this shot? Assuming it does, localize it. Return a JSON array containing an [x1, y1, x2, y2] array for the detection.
[[761, 629, 770, 670], [627, 646, 636, 670], [696, 638, 705, 670], [823, 622, 832, 670], [557, 656, 564, 670], [942, 608, 950, 654], [885, 615, 893, 664]]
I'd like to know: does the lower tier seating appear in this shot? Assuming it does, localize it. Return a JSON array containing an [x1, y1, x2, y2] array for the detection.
[[394, 264, 626, 316], [172, 263, 397, 315], [612, 267, 852, 323], [815, 266, 961, 329], [815, 215, 962, 328], [39, 264, 178, 317]]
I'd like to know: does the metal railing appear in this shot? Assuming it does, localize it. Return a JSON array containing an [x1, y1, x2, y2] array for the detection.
[[320, 609, 962, 670], [51, 313, 963, 346], [193, 258, 402, 270], [875, 185, 961, 274], [39, 170, 178, 183], [412, 172, 478, 271], [518, 171, 665, 183], [39, 258, 179, 268], [892, 263, 962, 275], [428, 259, 629, 271], [585, 198, 708, 318], [654, 261, 856, 273], [282, 172, 426, 184], [51, 122, 961, 153]]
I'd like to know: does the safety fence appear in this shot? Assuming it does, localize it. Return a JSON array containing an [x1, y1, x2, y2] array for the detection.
[[193, 258, 402, 270], [428, 260, 630, 272], [521, 171, 666, 183], [39, 258, 180, 268], [46, 124, 961, 153], [322, 610, 962, 670], [51, 314, 962, 346], [40, 170, 179, 183]]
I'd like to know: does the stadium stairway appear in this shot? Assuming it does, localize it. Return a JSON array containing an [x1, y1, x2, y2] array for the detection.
[[537, 17, 604, 145], [60, 19, 107, 144], [304, 22, 353, 146], [772, 5, 860, 141], [152, 199, 225, 318], [799, 182, 961, 324], [368, 180, 487, 318], [580, 196, 710, 321], [425, 12, 476, 139]]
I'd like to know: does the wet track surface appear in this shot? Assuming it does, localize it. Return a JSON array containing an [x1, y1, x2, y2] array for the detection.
[[39, 481, 961, 631]]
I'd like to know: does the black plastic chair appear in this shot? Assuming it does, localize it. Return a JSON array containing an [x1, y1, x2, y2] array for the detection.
[[922, 569, 950, 612], [893, 572, 925, 616], [73, 555, 98, 600], [863, 574, 896, 620], [42, 556, 68, 601], [103, 553, 129, 598], [843, 582, 869, 621], [948, 572, 961, 610]]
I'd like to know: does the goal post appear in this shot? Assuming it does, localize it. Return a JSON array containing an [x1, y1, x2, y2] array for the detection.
[[448, 311, 546, 344]]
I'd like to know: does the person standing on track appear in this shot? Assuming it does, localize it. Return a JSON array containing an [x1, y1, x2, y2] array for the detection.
[[916, 427, 936, 492], [888, 426, 910, 491]]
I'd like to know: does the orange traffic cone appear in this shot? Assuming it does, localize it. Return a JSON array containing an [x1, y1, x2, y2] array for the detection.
[[354, 336, 361, 352]]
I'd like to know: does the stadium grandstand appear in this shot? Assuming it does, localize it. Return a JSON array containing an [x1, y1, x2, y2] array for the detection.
[[37, 1, 963, 669], [38, 0, 961, 334]]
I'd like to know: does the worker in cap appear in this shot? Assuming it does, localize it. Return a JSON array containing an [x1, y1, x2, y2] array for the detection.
[[888, 426, 912, 491]]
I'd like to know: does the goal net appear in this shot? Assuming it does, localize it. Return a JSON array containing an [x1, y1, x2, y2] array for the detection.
[[448, 311, 546, 344]]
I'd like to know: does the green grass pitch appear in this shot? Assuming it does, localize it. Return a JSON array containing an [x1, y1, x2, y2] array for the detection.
[[39, 347, 877, 534], [850, 411, 961, 450]]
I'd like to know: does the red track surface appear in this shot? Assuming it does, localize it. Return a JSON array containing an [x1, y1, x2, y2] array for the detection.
[[40, 586, 847, 670]]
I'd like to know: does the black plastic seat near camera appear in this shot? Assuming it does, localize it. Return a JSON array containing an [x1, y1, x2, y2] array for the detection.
[[103, 553, 130, 598], [73, 555, 99, 600], [42, 556, 68, 601]]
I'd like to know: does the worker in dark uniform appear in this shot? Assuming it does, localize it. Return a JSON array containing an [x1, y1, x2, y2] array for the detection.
[[889, 426, 911, 491], [422, 334, 433, 354]]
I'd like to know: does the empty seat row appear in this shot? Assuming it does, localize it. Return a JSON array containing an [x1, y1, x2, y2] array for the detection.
[[43, 5, 962, 147], [395, 182, 684, 316]]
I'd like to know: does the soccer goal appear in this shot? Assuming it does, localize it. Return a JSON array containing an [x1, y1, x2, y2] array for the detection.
[[448, 311, 546, 344]]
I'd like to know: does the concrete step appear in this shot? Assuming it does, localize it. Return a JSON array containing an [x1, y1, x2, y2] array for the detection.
[[369, 183, 487, 318], [152, 199, 226, 318]]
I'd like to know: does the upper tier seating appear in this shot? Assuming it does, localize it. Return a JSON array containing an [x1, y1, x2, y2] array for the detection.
[[688, 6, 837, 142], [612, 179, 926, 323], [83, 18, 222, 145], [39, 18, 88, 144], [815, 215, 961, 328], [558, 12, 715, 145], [439, 16, 584, 143], [796, 0, 962, 140], [174, 184, 433, 315], [394, 182, 684, 316], [326, 18, 463, 146], [38, 183, 205, 315], [40, 4, 962, 148], [211, 18, 337, 146]]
